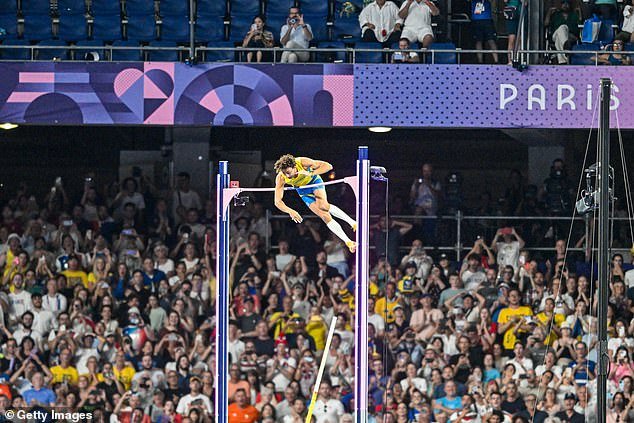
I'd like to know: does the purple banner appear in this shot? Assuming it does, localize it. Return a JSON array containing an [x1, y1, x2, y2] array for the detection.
[[0, 62, 632, 128], [0, 63, 354, 126], [354, 65, 634, 128]]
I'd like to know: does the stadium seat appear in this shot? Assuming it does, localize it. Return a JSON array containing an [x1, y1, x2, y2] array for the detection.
[[110, 39, 143, 60], [0, 13, 18, 39], [315, 40, 346, 62], [56, 0, 86, 14], [57, 13, 88, 41], [353, 41, 383, 63], [196, 0, 228, 16], [230, 13, 254, 40], [427, 42, 457, 64], [265, 0, 295, 15], [300, 0, 329, 16], [91, 1, 122, 15], [204, 40, 235, 61], [125, 14, 157, 40], [229, 0, 261, 15], [160, 14, 190, 41], [333, 15, 360, 40], [23, 13, 53, 40], [597, 19, 614, 45], [3, 0, 18, 14], [125, 0, 156, 15], [265, 13, 286, 35], [303, 14, 328, 41], [73, 39, 105, 60], [159, 0, 189, 16], [0, 37, 31, 60], [36, 38, 68, 60], [570, 43, 598, 65], [195, 14, 226, 42], [91, 13, 123, 41], [147, 40, 180, 61], [20, 0, 52, 15]]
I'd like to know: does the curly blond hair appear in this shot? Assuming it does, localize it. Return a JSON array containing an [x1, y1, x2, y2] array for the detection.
[[274, 154, 296, 173]]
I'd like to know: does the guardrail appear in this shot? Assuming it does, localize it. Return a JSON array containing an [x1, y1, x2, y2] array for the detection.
[[263, 210, 633, 260], [1, 44, 632, 64]]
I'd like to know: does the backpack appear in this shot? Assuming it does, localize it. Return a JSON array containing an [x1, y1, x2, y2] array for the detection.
[[581, 14, 602, 43]]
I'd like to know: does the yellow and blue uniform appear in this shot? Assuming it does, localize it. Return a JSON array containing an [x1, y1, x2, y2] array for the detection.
[[281, 158, 325, 206]]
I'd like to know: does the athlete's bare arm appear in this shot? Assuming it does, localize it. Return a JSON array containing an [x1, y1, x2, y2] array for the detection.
[[297, 157, 333, 176], [274, 173, 303, 223]]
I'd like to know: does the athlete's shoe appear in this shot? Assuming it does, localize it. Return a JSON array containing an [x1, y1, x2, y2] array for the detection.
[[346, 241, 357, 253]]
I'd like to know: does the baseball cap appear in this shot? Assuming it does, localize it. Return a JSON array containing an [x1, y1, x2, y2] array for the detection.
[[7, 233, 20, 243], [564, 393, 576, 400], [189, 375, 202, 383], [439, 253, 448, 260], [405, 261, 417, 269], [127, 306, 140, 315]]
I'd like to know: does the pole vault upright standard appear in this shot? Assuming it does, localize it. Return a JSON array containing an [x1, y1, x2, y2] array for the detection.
[[215, 147, 371, 422]]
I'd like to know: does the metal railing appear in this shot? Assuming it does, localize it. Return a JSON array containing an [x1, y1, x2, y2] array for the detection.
[[1, 44, 632, 64], [264, 211, 634, 260]]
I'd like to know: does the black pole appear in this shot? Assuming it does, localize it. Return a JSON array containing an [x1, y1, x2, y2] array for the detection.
[[188, 0, 195, 62], [597, 77, 611, 423]]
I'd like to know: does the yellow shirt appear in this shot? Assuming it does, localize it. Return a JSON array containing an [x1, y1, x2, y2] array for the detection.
[[281, 158, 313, 187], [50, 365, 79, 385], [269, 311, 302, 339], [375, 296, 400, 324], [497, 306, 534, 349], [113, 366, 136, 391], [305, 317, 328, 350], [61, 270, 89, 289], [536, 312, 566, 345]]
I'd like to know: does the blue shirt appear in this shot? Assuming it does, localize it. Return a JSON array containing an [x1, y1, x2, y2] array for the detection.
[[23, 387, 56, 406], [471, 0, 493, 20], [435, 396, 463, 414], [484, 368, 501, 383], [569, 359, 596, 384]]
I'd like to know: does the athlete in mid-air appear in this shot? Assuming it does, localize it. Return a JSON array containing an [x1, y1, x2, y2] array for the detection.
[[274, 154, 357, 253]]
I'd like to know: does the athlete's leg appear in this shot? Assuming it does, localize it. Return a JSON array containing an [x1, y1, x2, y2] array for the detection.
[[311, 189, 356, 252], [328, 204, 357, 230]]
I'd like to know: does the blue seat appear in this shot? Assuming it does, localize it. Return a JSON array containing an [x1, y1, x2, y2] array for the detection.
[[160, 14, 190, 41], [230, 13, 253, 40], [570, 43, 598, 65], [426, 42, 456, 64], [110, 39, 143, 60], [73, 39, 105, 60], [0, 13, 18, 39], [597, 19, 614, 45], [3, 0, 18, 14], [625, 42, 634, 51], [91, 13, 122, 40], [304, 14, 328, 41], [160, 0, 188, 16], [57, 13, 87, 41], [229, 0, 261, 15], [197, 0, 228, 16], [57, 0, 86, 14], [333, 15, 360, 40], [316, 40, 346, 62], [265, 13, 286, 36], [266, 0, 294, 15], [23, 13, 52, 40], [125, 0, 155, 15], [36, 38, 68, 59], [1, 37, 31, 59], [195, 13, 226, 42], [147, 40, 180, 60], [204, 40, 235, 61], [20, 0, 51, 15], [91, 1, 121, 15], [126, 13, 156, 40], [300, 0, 328, 15], [353, 40, 383, 63]]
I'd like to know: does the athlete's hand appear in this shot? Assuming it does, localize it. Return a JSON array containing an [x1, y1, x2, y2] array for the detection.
[[297, 170, 312, 177], [288, 210, 303, 223]]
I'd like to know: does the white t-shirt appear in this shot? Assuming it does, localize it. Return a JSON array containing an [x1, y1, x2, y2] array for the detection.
[[497, 241, 521, 271], [368, 312, 385, 334], [624, 268, 634, 288], [172, 189, 202, 223], [32, 308, 55, 335], [269, 357, 297, 392], [324, 240, 347, 264], [9, 290, 32, 321], [42, 292, 68, 316], [312, 398, 345, 423], [118, 192, 146, 211], [156, 259, 175, 275], [401, 377, 428, 393], [280, 24, 313, 48], [276, 253, 295, 271], [400, 0, 433, 30], [176, 393, 213, 415], [359, 0, 403, 42]]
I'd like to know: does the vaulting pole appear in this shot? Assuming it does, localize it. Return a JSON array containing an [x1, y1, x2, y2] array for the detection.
[[355, 146, 370, 423], [597, 78, 611, 423], [215, 161, 230, 423]]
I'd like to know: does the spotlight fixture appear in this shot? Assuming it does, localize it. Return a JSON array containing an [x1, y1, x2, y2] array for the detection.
[[368, 127, 392, 133], [0, 123, 18, 130]]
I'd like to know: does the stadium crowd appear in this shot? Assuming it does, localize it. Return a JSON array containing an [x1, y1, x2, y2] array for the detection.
[[0, 161, 631, 423]]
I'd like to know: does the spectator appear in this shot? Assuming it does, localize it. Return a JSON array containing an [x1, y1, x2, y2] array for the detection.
[[598, 40, 632, 65], [503, 0, 524, 64], [280, 7, 313, 63], [171, 172, 202, 226], [491, 227, 525, 273], [242, 15, 274, 63], [391, 38, 421, 63], [359, 0, 403, 44], [372, 216, 413, 266], [312, 380, 344, 423], [496, 288, 534, 351], [616, 4, 634, 43], [555, 393, 584, 423], [470, 0, 500, 63], [545, 0, 582, 64], [399, 0, 441, 48]]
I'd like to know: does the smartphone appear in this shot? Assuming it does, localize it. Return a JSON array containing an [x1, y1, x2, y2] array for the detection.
[[125, 250, 137, 256], [62, 220, 73, 227], [250, 23, 258, 31], [122, 229, 133, 236]]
